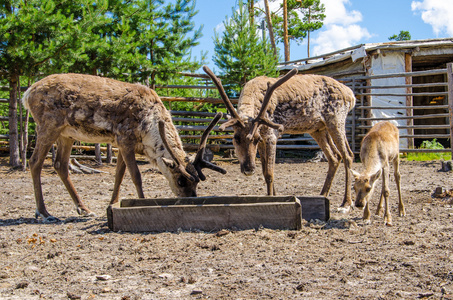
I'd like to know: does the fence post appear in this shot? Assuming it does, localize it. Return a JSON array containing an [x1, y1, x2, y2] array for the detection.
[[405, 53, 413, 149], [351, 79, 356, 153], [94, 143, 102, 165], [448, 62, 453, 158]]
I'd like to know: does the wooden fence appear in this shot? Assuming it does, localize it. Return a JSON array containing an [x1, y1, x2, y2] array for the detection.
[[1, 63, 452, 157]]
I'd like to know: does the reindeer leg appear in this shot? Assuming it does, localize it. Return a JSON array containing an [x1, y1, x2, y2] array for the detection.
[[327, 124, 354, 213], [375, 190, 385, 216], [393, 157, 405, 217], [363, 200, 371, 224], [29, 133, 60, 222], [258, 137, 277, 196], [119, 146, 145, 199], [311, 130, 341, 197], [54, 137, 95, 217], [110, 151, 126, 204], [381, 166, 392, 226]]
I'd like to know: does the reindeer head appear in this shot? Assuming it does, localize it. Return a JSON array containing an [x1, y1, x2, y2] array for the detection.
[[203, 66, 297, 176], [351, 169, 382, 208], [158, 112, 226, 196]]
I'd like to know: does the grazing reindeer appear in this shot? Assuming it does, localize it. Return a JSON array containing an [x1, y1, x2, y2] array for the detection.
[[23, 73, 226, 222], [203, 66, 356, 211], [351, 121, 405, 226]]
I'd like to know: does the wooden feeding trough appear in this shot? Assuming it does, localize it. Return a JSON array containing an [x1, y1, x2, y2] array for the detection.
[[107, 195, 329, 232]]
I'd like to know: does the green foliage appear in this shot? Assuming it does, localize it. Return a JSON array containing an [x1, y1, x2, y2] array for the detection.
[[0, 103, 8, 135], [213, 0, 279, 92], [388, 30, 411, 41], [420, 139, 445, 150], [262, 0, 325, 45], [158, 75, 220, 114], [0, 0, 205, 155], [401, 139, 451, 161], [0, 0, 106, 78], [0, 0, 204, 82]]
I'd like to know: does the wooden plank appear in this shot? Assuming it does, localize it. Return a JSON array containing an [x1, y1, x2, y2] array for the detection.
[[161, 96, 239, 104], [107, 196, 329, 232], [111, 203, 299, 232], [357, 113, 449, 121], [298, 196, 329, 222], [448, 63, 453, 159], [405, 53, 414, 148], [156, 84, 217, 89], [355, 105, 448, 110]]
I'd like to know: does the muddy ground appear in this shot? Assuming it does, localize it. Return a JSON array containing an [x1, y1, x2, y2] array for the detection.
[[0, 155, 452, 299]]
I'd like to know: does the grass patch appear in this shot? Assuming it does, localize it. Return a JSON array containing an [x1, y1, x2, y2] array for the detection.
[[401, 139, 451, 161]]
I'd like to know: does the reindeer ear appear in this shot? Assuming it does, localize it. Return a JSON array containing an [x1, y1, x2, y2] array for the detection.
[[219, 118, 239, 131], [351, 169, 361, 179], [370, 169, 382, 183], [162, 157, 177, 169]]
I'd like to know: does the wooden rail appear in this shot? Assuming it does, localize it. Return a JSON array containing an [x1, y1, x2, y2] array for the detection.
[[1, 65, 452, 156]]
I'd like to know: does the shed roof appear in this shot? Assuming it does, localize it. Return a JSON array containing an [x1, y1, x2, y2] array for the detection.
[[279, 38, 453, 72]]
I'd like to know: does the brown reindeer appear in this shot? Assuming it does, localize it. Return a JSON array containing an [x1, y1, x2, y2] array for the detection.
[[351, 121, 405, 226], [203, 66, 356, 212], [23, 73, 226, 222]]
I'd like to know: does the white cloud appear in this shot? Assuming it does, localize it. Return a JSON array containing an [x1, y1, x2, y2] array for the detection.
[[322, 0, 362, 26], [226, 0, 371, 57], [411, 0, 453, 36], [214, 22, 225, 33], [312, 24, 371, 55], [310, 0, 370, 56]]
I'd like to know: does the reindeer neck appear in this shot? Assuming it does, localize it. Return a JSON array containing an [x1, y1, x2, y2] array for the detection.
[[238, 77, 279, 119], [141, 116, 187, 166], [360, 141, 384, 177]]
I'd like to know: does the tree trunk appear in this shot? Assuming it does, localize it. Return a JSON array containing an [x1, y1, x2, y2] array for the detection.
[[21, 110, 29, 171], [264, 0, 277, 58], [8, 73, 20, 167], [95, 143, 103, 165], [91, 69, 103, 165], [19, 79, 29, 171], [307, 7, 311, 57], [106, 144, 113, 164], [248, 0, 254, 27], [283, 0, 290, 62]]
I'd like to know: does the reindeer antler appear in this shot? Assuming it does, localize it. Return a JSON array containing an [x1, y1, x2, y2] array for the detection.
[[202, 66, 245, 130], [193, 112, 227, 181], [158, 121, 199, 182], [246, 68, 298, 141]]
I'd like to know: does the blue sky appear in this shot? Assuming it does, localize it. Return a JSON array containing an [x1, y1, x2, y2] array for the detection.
[[190, 0, 453, 71]]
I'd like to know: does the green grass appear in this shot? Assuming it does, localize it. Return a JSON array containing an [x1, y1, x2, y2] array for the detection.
[[401, 139, 452, 161]]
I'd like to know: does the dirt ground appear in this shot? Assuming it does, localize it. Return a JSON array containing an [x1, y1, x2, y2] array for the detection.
[[0, 155, 452, 300]]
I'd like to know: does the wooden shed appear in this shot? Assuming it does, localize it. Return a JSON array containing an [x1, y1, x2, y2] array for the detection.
[[279, 38, 453, 150]]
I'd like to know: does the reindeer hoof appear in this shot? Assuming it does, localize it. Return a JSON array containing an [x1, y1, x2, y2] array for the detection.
[[337, 206, 351, 214], [43, 215, 61, 223], [86, 212, 97, 218], [35, 210, 61, 223], [77, 207, 96, 217]]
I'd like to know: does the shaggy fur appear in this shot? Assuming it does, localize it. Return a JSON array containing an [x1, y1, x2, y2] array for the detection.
[[215, 73, 356, 211], [352, 121, 405, 226], [23, 74, 202, 222]]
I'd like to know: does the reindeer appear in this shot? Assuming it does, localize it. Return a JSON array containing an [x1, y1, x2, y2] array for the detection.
[[351, 121, 405, 226], [23, 73, 226, 222], [203, 66, 356, 211]]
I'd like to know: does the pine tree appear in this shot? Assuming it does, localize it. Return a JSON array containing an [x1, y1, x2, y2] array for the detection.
[[389, 31, 411, 41], [263, 0, 325, 59], [0, 0, 204, 167], [135, 0, 204, 86], [0, 0, 106, 167], [213, 0, 278, 92]]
